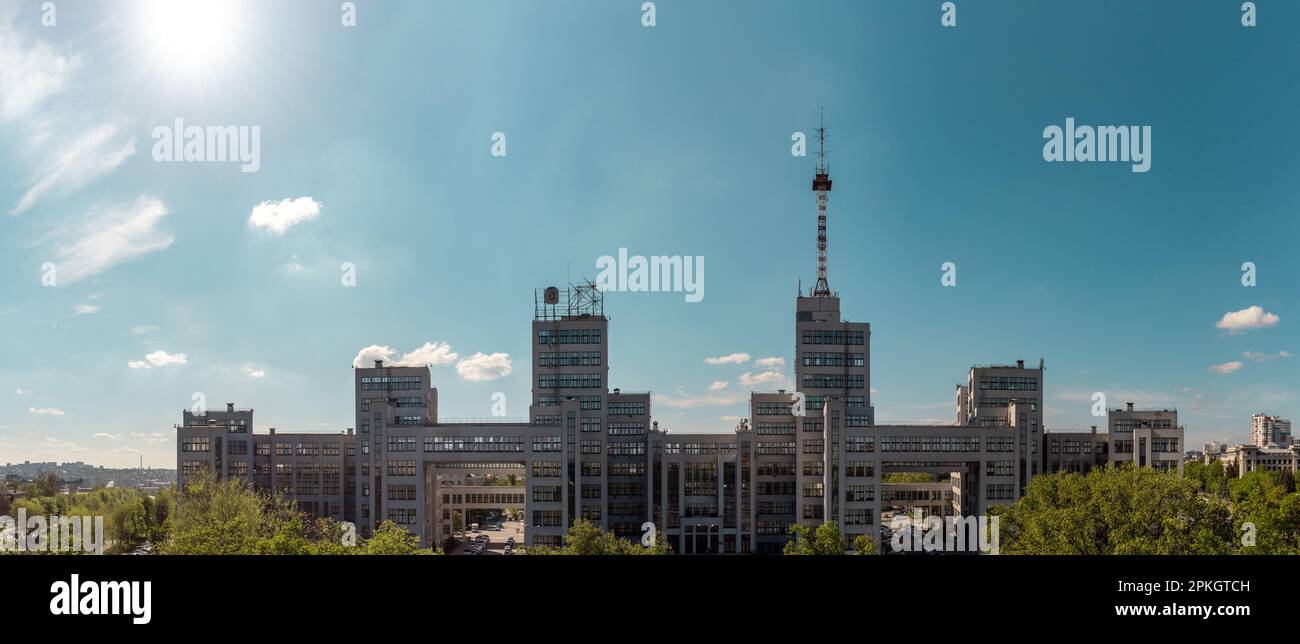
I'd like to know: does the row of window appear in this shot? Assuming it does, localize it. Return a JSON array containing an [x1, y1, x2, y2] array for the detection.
[[537, 351, 603, 366], [801, 330, 866, 345], [538, 373, 603, 389], [537, 329, 603, 345], [801, 352, 865, 367]]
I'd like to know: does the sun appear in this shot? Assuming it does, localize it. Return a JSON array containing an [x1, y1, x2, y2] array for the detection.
[[138, 0, 239, 75]]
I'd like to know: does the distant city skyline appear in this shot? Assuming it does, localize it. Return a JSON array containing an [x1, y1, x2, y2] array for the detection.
[[2, 1, 1297, 467]]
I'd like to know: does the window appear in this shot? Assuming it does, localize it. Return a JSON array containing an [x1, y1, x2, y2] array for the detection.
[[846, 484, 874, 502], [531, 461, 561, 477], [387, 484, 417, 501], [387, 435, 416, 452], [181, 437, 209, 452], [845, 461, 873, 477], [387, 460, 416, 477]]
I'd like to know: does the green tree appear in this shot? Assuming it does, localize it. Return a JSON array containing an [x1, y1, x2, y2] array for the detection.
[[992, 465, 1235, 554], [852, 534, 878, 555], [25, 472, 61, 498], [161, 472, 271, 554], [783, 521, 848, 555], [362, 520, 438, 555], [527, 519, 671, 555]]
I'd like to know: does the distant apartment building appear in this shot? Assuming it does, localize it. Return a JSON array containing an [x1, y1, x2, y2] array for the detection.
[[1041, 404, 1185, 476], [1251, 414, 1292, 448]]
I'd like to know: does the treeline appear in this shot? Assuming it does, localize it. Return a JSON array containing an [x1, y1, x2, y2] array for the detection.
[[3, 471, 434, 555], [992, 464, 1300, 554], [2, 478, 173, 554]]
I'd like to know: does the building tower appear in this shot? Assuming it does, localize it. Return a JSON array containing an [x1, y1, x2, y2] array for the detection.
[[811, 109, 833, 298]]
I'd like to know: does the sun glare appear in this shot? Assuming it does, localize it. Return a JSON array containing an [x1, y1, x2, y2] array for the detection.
[[139, 0, 239, 75]]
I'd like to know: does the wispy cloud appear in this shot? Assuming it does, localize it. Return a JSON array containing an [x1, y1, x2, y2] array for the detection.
[[0, 11, 79, 120], [128, 350, 188, 369], [73, 303, 99, 315], [28, 406, 66, 416], [1242, 350, 1290, 362], [1209, 361, 1243, 375], [42, 196, 173, 284], [654, 390, 745, 409], [754, 356, 784, 368], [12, 122, 136, 214], [708, 380, 729, 391], [704, 352, 750, 365], [738, 371, 784, 387]]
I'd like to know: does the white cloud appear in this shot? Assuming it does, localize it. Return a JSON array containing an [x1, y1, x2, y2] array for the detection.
[[43, 196, 173, 284], [128, 350, 187, 369], [12, 122, 136, 214], [720, 415, 743, 422], [92, 432, 119, 440], [352, 345, 396, 368], [40, 437, 88, 455], [28, 406, 66, 416], [708, 380, 729, 391], [248, 197, 321, 234], [1210, 361, 1243, 375], [456, 352, 512, 381], [754, 356, 785, 368], [399, 341, 459, 367], [705, 352, 750, 365], [1215, 306, 1280, 333], [1242, 350, 1291, 362], [246, 368, 266, 379], [131, 324, 158, 335], [73, 303, 99, 315], [0, 14, 79, 120], [738, 371, 784, 387], [352, 342, 461, 369], [15, 387, 27, 395]]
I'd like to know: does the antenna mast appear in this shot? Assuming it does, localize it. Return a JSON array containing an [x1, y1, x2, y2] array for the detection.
[[811, 106, 833, 297]]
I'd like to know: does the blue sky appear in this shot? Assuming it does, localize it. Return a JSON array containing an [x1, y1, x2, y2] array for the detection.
[[1, 0, 1297, 468]]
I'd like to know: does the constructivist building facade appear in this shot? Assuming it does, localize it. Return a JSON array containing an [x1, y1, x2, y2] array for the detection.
[[175, 133, 1184, 553], [176, 284, 1049, 553]]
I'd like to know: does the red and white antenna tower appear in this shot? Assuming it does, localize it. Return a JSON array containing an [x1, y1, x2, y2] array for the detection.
[[811, 106, 833, 297]]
